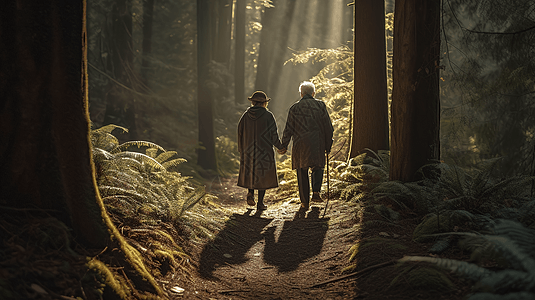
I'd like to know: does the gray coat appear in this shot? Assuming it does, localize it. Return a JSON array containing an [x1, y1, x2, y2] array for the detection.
[[281, 95, 334, 170], [237, 106, 283, 189]]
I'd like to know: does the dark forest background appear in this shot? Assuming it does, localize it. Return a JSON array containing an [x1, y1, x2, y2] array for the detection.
[[86, 0, 535, 179]]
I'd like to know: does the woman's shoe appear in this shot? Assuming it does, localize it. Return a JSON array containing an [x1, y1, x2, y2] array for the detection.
[[246, 192, 256, 206], [257, 203, 267, 210]]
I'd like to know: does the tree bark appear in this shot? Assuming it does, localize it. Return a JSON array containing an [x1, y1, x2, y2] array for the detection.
[[234, 0, 246, 104], [254, 3, 277, 92], [215, 0, 232, 65], [349, 0, 389, 158], [197, 0, 218, 171], [0, 0, 109, 248], [390, 0, 441, 182]]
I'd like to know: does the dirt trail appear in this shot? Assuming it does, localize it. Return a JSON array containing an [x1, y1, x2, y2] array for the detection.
[[182, 177, 361, 299]]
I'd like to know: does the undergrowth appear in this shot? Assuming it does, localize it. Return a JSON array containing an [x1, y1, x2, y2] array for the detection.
[[334, 148, 535, 299]]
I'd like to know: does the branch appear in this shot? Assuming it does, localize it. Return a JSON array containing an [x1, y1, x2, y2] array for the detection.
[[465, 25, 535, 35], [310, 260, 397, 288]]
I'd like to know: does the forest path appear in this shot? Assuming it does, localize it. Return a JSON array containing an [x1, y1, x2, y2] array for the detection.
[[184, 176, 361, 300]]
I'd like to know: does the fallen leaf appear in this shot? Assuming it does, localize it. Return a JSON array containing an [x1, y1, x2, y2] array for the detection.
[[31, 284, 47, 294], [170, 286, 185, 294]]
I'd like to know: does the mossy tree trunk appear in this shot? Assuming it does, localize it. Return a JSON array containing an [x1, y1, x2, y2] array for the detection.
[[0, 0, 109, 248], [390, 0, 441, 182], [349, 0, 390, 158]]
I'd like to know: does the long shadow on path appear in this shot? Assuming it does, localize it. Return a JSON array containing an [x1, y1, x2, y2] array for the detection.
[[263, 206, 329, 272], [199, 209, 274, 278]]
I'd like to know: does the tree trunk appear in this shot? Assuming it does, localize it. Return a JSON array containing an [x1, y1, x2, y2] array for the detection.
[[349, 0, 389, 158], [234, 0, 246, 104], [390, 0, 441, 182], [141, 0, 154, 90], [0, 0, 109, 248], [254, 3, 277, 92], [103, 0, 138, 140], [197, 0, 218, 171], [215, 0, 232, 65]]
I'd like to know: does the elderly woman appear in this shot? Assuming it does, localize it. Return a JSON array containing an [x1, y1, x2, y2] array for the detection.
[[237, 91, 284, 211]]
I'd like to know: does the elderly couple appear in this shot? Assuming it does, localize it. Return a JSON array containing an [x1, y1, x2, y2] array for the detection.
[[237, 81, 334, 212]]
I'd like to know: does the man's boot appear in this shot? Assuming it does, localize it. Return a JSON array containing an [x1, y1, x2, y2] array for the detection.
[[311, 192, 323, 202]]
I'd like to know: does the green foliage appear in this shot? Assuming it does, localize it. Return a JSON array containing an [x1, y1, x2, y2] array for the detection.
[[401, 220, 535, 299], [285, 46, 353, 159], [371, 158, 534, 218], [390, 266, 455, 292], [90, 125, 205, 225], [441, 0, 535, 175]]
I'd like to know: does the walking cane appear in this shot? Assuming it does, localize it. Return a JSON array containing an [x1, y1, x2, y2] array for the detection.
[[322, 152, 330, 218]]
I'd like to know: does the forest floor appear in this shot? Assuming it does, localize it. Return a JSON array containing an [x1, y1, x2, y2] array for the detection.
[[175, 176, 471, 300], [0, 175, 472, 299]]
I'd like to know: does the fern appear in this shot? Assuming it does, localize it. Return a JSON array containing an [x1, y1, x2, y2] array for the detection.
[[110, 141, 165, 154], [402, 220, 535, 298], [400, 256, 491, 282]]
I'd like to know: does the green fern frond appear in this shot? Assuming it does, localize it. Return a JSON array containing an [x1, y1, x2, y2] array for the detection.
[[91, 131, 120, 151], [478, 270, 535, 294], [179, 192, 207, 218], [114, 152, 165, 171], [92, 147, 115, 163], [490, 219, 535, 261], [399, 256, 491, 282], [92, 124, 128, 134], [340, 183, 365, 200], [434, 229, 535, 274], [162, 158, 188, 169], [348, 243, 359, 262], [111, 141, 165, 154], [99, 186, 146, 204], [146, 147, 158, 158], [155, 151, 177, 163], [471, 157, 502, 191]]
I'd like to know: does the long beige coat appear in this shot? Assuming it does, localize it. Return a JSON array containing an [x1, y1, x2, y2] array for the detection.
[[237, 106, 283, 189], [281, 95, 334, 169]]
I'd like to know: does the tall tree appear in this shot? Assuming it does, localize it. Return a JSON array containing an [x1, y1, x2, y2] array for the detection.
[[349, 0, 389, 158], [390, 0, 441, 181], [197, 0, 218, 171], [0, 0, 108, 247], [214, 0, 233, 65], [141, 0, 155, 90], [234, 0, 246, 104], [103, 0, 138, 140], [254, 2, 277, 93]]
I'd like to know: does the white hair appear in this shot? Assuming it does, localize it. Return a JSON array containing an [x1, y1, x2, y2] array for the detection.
[[299, 81, 315, 96]]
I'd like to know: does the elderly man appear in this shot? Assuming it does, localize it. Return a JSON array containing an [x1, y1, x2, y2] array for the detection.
[[280, 81, 333, 210]]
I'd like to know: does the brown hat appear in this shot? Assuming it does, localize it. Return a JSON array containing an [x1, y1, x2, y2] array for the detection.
[[247, 91, 271, 102]]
